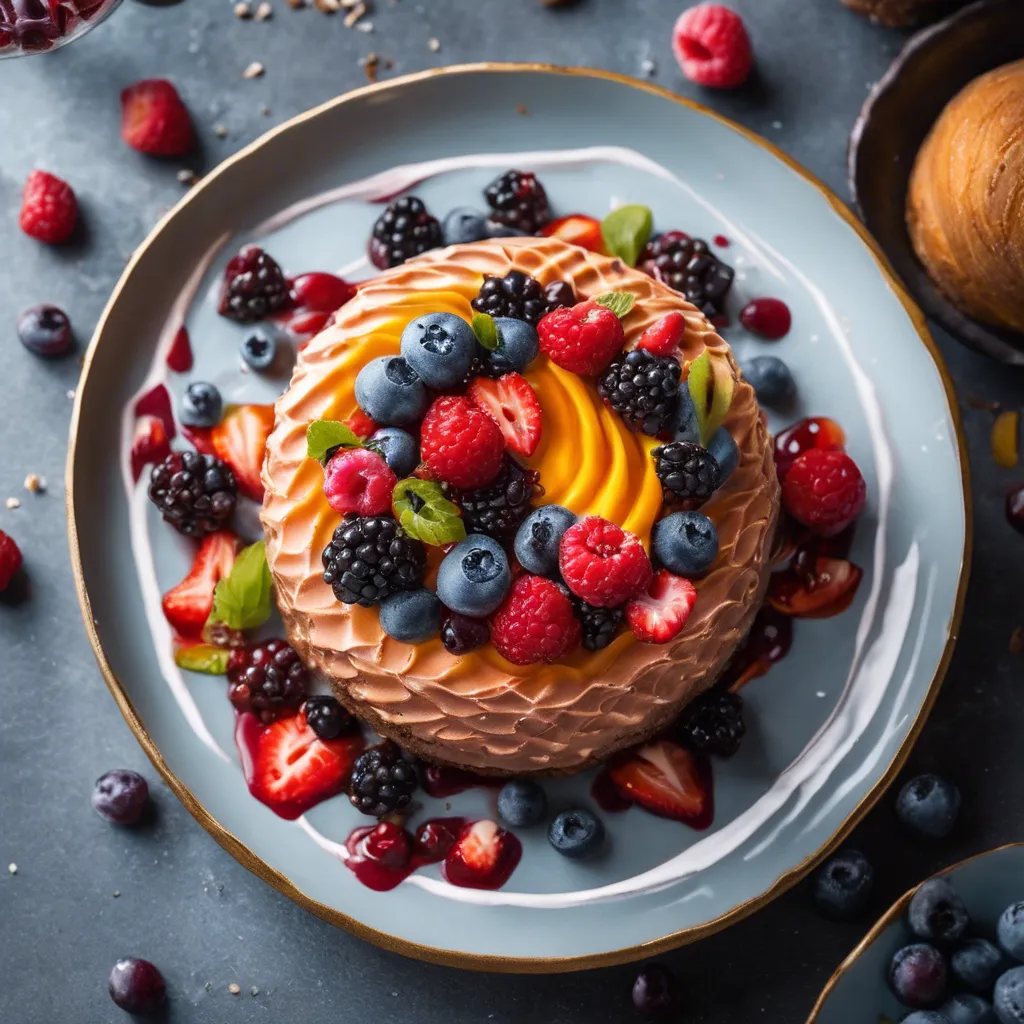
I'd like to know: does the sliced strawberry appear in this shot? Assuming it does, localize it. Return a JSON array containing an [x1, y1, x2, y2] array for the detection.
[[636, 311, 687, 358], [161, 531, 238, 638], [236, 711, 364, 821], [467, 373, 543, 457], [539, 214, 604, 253], [443, 819, 521, 890], [210, 403, 275, 501], [165, 325, 193, 372], [767, 557, 862, 619], [625, 570, 698, 644], [344, 408, 378, 441], [133, 382, 176, 441], [130, 414, 171, 482], [608, 740, 713, 827]]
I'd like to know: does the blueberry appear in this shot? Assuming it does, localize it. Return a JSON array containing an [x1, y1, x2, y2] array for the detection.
[[443, 207, 489, 245], [742, 355, 796, 407], [940, 993, 998, 1024], [436, 535, 511, 616], [631, 963, 677, 1019], [354, 355, 428, 426], [367, 426, 420, 478], [548, 808, 605, 860], [513, 504, 576, 576], [240, 326, 279, 372], [673, 387, 700, 444], [998, 903, 1024, 961], [379, 589, 441, 644], [108, 957, 167, 1014], [953, 939, 1008, 994], [896, 774, 961, 840], [180, 382, 223, 428], [492, 317, 540, 372], [909, 878, 970, 946], [17, 303, 73, 357], [707, 426, 739, 482], [92, 769, 150, 825], [889, 943, 948, 1009], [994, 967, 1024, 1024], [497, 779, 548, 827], [652, 511, 719, 577], [400, 312, 476, 390], [812, 849, 874, 921], [904, 1014, 953, 1024]]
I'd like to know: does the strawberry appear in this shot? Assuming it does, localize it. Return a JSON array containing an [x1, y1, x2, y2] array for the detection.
[[539, 214, 604, 253], [210, 403, 275, 501], [625, 569, 697, 643], [161, 531, 238, 638], [636, 311, 687, 358], [120, 79, 195, 157], [608, 739, 713, 826], [130, 414, 172, 482], [467, 373, 543, 457], [443, 819, 522, 890], [237, 711, 364, 821], [344, 408, 378, 440], [178, 424, 217, 456]]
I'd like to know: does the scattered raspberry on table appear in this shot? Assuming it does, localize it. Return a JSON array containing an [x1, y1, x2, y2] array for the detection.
[[672, 4, 753, 90], [0, 530, 22, 591], [19, 170, 78, 244]]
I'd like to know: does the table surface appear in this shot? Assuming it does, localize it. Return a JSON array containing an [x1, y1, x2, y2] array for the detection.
[[2, 1, 1022, 1021]]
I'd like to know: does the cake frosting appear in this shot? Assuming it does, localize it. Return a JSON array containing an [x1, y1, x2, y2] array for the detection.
[[261, 237, 779, 775]]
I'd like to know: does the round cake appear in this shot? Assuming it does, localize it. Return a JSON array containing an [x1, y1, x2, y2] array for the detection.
[[261, 236, 779, 776]]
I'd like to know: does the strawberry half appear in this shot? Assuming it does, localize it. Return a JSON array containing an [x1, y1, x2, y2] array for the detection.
[[625, 570, 698, 643], [467, 373, 542, 457], [237, 711, 364, 821], [443, 819, 522, 890], [636, 311, 687, 358], [161, 531, 238, 638], [608, 739, 713, 827], [210, 403, 275, 501], [539, 214, 604, 254], [130, 415, 171, 482]]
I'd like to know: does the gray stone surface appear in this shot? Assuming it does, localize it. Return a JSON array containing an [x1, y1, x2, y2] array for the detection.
[[1, 1, 1022, 1020]]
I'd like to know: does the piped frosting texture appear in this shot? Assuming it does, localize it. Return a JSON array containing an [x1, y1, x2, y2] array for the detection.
[[261, 237, 778, 774]]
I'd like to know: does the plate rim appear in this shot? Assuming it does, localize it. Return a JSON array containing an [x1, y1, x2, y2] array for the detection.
[[64, 61, 973, 974], [805, 842, 1024, 1022]]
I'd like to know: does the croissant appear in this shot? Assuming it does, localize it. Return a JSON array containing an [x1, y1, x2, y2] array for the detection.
[[906, 60, 1024, 334]]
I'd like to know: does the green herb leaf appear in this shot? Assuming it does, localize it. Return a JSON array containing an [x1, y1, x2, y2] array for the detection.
[[208, 541, 273, 632], [392, 478, 467, 546], [687, 350, 736, 446], [472, 312, 500, 352], [174, 643, 230, 675], [306, 420, 363, 463], [593, 291, 636, 319], [600, 205, 653, 267]]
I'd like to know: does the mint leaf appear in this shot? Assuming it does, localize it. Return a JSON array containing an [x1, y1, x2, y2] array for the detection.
[[594, 291, 636, 319], [393, 478, 467, 546], [306, 420, 363, 463], [208, 541, 273, 631], [687, 350, 736, 446], [600, 205, 653, 267], [472, 312, 500, 352], [174, 643, 230, 675]]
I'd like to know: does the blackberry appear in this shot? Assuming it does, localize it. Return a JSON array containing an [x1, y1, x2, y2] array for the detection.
[[639, 232, 735, 319], [321, 513, 425, 607], [597, 350, 682, 436], [471, 271, 574, 326], [575, 600, 624, 652], [348, 741, 419, 817], [304, 695, 356, 740], [676, 690, 745, 758], [227, 639, 309, 722], [368, 196, 443, 269], [455, 457, 543, 545], [483, 170, 551, 234], [652, 440, 722, 507], [147, 451, 237, 538], [218, 245, 291, 323]]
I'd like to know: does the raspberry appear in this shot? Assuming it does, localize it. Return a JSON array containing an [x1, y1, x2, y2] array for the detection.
[[636, 311, 687, 358], [420, 395, 504, 489], [672, 4, 753, 89], [490, 575, 581, 666], [538, 300, 625, 376], [323, 447, 397, 516], [120, 79, 195, 157], [782, 449, 867, 535], [559, 516, 653, 608], [19, 170, 77, 244], [0, 530, 23, 591]]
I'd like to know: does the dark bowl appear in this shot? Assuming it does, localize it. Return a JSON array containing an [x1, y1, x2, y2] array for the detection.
[[848, 0, 1024, 364]]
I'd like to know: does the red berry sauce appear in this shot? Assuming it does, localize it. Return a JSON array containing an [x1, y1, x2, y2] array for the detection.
[[720, 606, 793, 691], [290, 272, 356, 313], [740, 297, 792, 340], [591, 766, 634, 813], [774, 416, 846, 478], [442, 820, 522, 890], [420, 763, 495, 799], [165, 326, 193, 373], [133, 383, 176, 441], [713, 234, 730, 248]]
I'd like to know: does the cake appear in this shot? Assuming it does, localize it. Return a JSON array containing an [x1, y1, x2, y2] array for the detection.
[[261, 236, 780, 776]]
